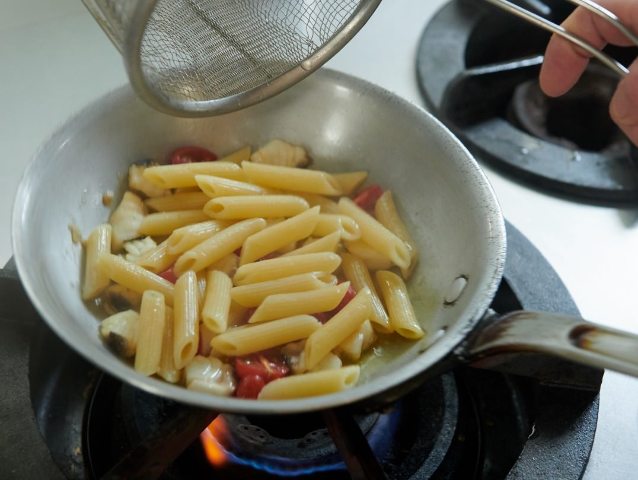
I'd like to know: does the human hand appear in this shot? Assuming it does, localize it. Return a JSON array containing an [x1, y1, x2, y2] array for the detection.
[[539, 0, 638, 145]]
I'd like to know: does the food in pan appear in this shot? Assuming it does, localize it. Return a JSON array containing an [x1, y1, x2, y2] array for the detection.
[[83, 139, 426, 400]]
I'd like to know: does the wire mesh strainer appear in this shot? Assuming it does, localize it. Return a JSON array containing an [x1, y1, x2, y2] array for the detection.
[[83, 0, 381, 117]]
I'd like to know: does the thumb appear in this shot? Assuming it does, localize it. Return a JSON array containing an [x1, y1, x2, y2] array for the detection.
[[610, 60, 638, 146]]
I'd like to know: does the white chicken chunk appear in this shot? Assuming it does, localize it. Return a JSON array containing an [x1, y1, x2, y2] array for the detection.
[[109, 191, 146, 251], [185, 356, 236, 396], [250, 139, 310, 168]]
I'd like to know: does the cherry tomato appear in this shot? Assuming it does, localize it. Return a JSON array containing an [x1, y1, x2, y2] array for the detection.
[[352, 184, 384, 212], [158, 266, 177, 283], [235, 374, 266, 399], [313, 284, 357, 323], [313, 312, 332, 324], [234, 354, 289, 381], [169, 145, 217, 164]]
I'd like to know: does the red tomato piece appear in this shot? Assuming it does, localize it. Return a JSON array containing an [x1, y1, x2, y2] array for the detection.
[[158, 266, 177, 284], [352, 184, 384, 212], [169, 145, 217, 164], [334, 284, 357, 313], [313, 312, 332, 324], [235, 374, 266, 399], [234, 354, 289, 381]]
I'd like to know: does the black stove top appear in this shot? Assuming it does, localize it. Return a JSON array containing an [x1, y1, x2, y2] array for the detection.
[[0, 221, 602, 479], [417, 0, 638, 204]]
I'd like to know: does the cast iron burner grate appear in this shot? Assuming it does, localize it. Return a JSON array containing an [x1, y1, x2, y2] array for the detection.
[[417, 0, 638, 204], [0, 222, 602, 480]]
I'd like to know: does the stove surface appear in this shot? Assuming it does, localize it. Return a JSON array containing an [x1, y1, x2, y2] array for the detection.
[[1, 0, 638, 478]]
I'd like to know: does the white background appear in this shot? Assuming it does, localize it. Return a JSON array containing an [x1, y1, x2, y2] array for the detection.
[[1, 0, 637, 477]]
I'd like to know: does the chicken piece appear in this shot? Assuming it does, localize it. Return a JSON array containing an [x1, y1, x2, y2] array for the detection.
[[185, 356, 236, 396], [99, 310, 139, 358], [128, 164, 169, 198], [100, 284, 143, 316], [250, 139, 310, 168], [109, 191, 146, 251], [123, 236, 157, 262]]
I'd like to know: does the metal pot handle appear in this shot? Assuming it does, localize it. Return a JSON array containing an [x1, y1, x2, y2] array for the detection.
[[468, 310, 638, 377]]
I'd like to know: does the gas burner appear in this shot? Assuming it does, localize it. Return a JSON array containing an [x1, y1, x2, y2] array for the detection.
[[0, 222, 602, 479], [416, 0, 638, 204]]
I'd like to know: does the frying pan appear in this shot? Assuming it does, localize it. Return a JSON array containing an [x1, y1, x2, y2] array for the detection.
[[12, 69, 638, 415]]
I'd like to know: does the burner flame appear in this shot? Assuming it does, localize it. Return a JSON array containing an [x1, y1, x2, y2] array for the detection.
[[200, 416, 229, 467]]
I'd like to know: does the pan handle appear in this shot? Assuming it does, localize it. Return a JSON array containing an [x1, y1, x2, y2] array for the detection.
[[467, 310, 638, 377]]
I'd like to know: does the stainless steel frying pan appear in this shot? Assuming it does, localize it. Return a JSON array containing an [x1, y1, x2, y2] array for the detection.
[[12, 68, 638, 415]]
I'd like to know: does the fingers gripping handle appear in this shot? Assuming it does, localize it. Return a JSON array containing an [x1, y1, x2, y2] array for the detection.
[[469, 311, 638, 378]]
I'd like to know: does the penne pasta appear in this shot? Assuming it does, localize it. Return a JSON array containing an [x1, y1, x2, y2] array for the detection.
[[134, 290, 166, 376], [82, 224, 112, 300], [303, 288, 373, 369], [210, 253, 240, 277], [174, 218, 267, 275], [240, 206, 320, 265], [375, 270, 425, 340], [210, 315, 321, 356], [242, 161, 342, 196], [248, 282, 350, 324], [219, 145, 252, 164], [343, 240, 393, 271], [138, 210, 209, 236], [231, 272, 337, 307], [166, 220, 230, 255], [234, 252, 342, 285], [340, 253, 392, 333], [204, 195, 309, 220], [310, 352, 343, 372], [135, 240, 179, 273], [145, 191, 210, 212], [158, 306, 180, 383], [336, 320, 376, 362], [338, 197, 411, 270], [98, 254, 175, 306], [281, 232, 341, 257], [202, 270, 233, 334], [374, 190, 419, 278], [173, 271, 200, 369], [295, 193, 340, 214], [195, 174, 274, 197], [143, 161, 244, 189], [333, 171, 368, 195], [258, 366, 360, 399], [313, 214, 361, 242]]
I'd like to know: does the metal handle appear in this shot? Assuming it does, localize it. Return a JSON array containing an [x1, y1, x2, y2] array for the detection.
[[469, 310, 638, 377], [484, 0, 636, 77]]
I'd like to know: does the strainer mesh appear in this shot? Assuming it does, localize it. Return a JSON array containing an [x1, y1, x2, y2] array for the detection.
[[138, 0, 362, 102]]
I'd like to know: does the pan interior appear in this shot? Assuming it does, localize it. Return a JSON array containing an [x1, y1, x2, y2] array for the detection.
[[13, 69, 505, 413]]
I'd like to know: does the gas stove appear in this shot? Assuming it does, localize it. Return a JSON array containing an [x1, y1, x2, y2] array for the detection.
[[0, 222, 601, 479], [1, 0, 638, 479]]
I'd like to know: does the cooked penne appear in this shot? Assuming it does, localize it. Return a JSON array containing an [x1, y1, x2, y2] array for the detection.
[[336, 320, 376, 362], [145, 191, 210, 212], [173, 271, 200, 369], [204, 195, 309, 220], [234, 252, 341, 285], [210, 253, 240, 277], [220, 145, 252, 164], [231, 272, 337, 307], [158, 306, 180, 383], [374, 190, 419, 278], [313, 214, 361, 242], [258, 366, 360, 399], [333, 171, 368, 195], [338, 197, 411, 270], [240, 206, 320, 265], [375, 270, 425, 340], [195, 175, 274, 197], [98, 254, 175, 306], [166, 220, 230, 255], [202, 270, 232, 334], [82, 224, 112, 300], [174, 218, 267, 275], [310, 352, 343, 372], [282, 232, 341, 257], [248, 282, 350, 323], [242, 161, 342, 196], [143, 161, 244, 189], [138, 210, 209, 236], [134, 290, 166, 376], [210, 315, 321, 356], [343, 240, 393, 271], [296, 193, 340, 213], [340, 253, 391, 333], [135, 240, 179, 273], [303, 288, 373, 369]]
